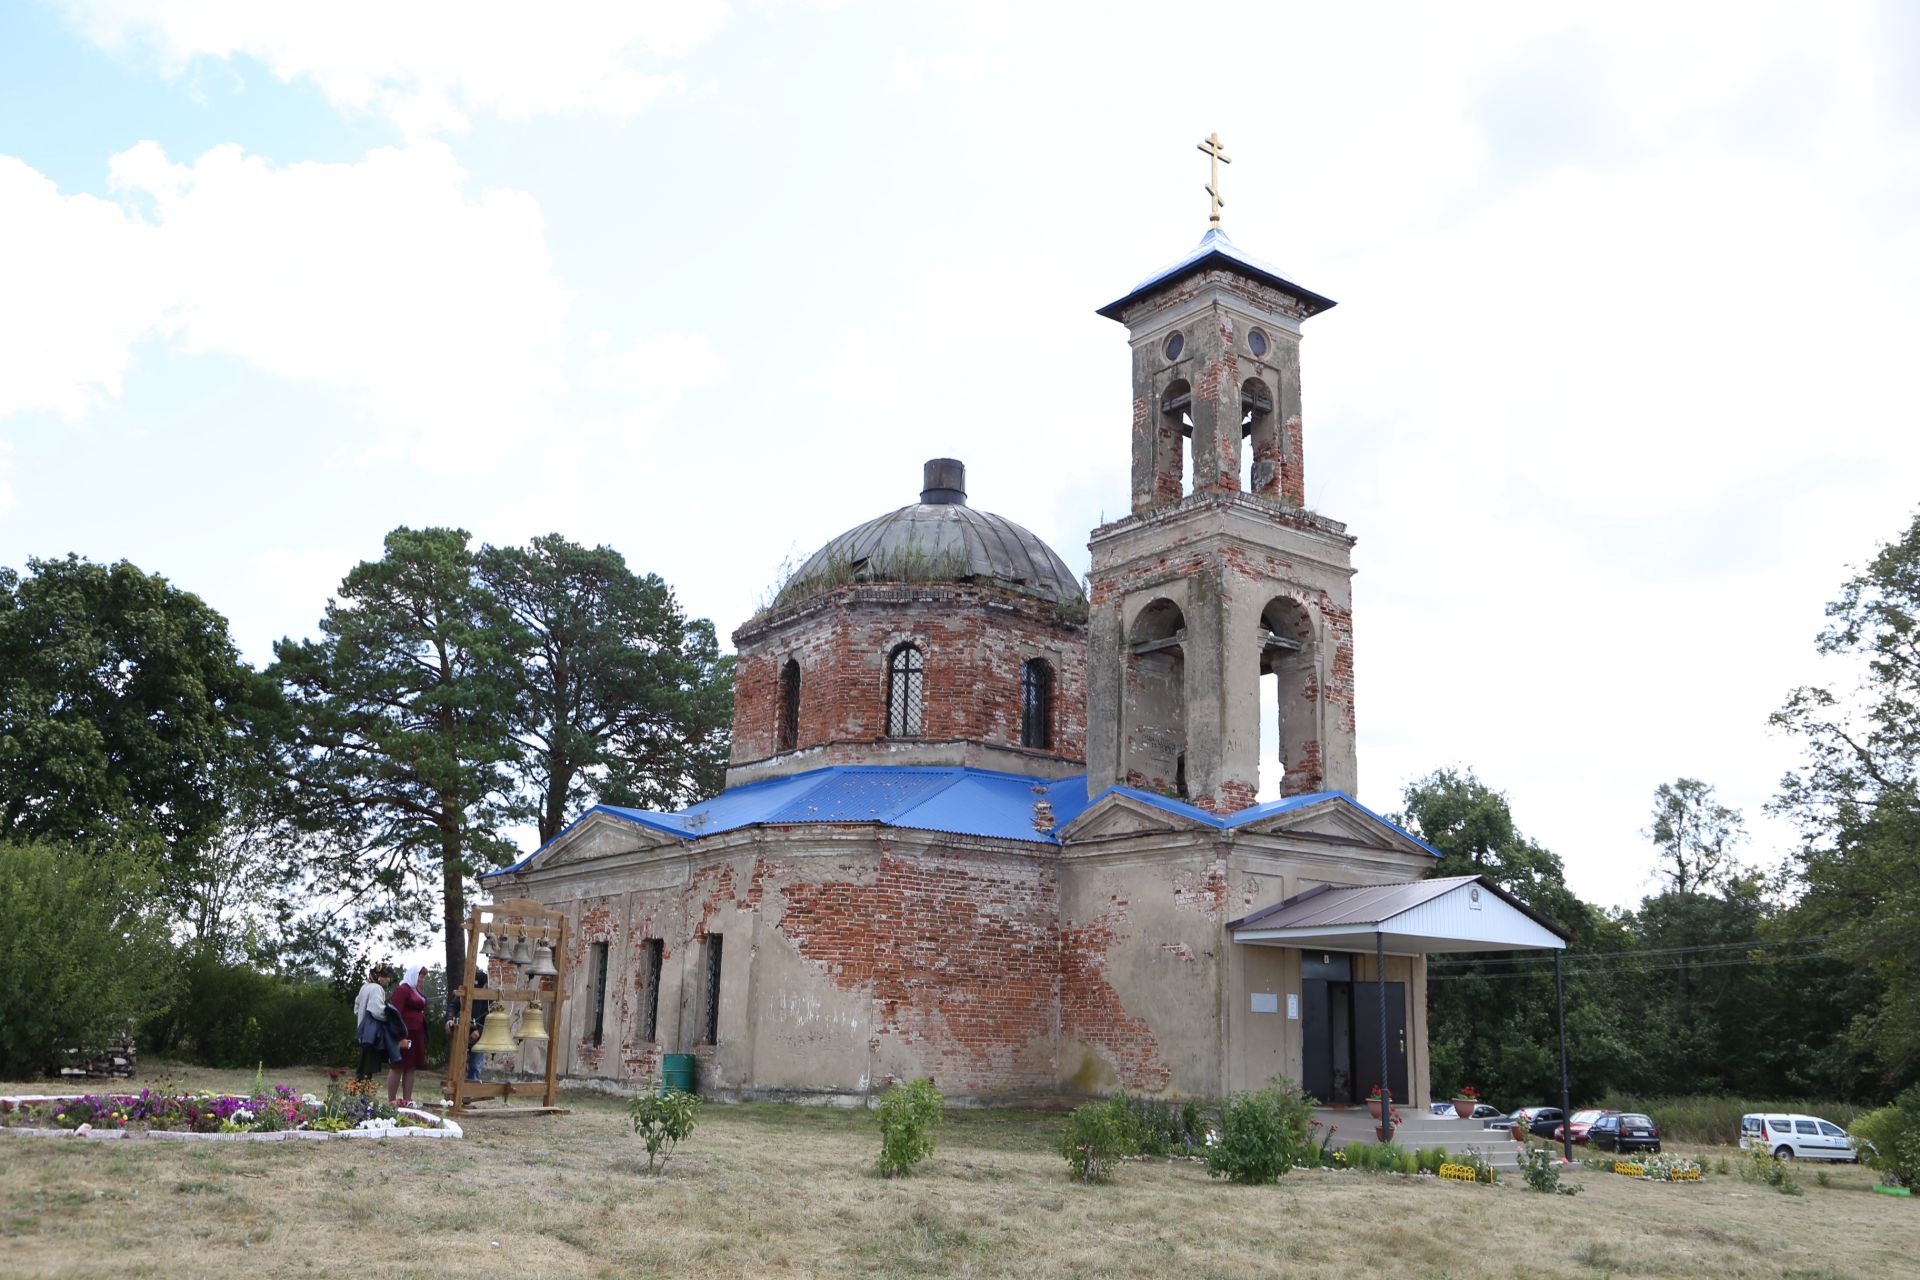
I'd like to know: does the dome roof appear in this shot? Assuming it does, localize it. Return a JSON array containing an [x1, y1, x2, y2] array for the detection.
[[771, 460, 1084, 612]]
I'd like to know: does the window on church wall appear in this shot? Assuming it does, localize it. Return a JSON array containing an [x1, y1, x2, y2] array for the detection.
[[886, 643, 925, 737], [1020, 658, 1053, 749], [1125, 599, 1188, 798], [1241, 377, 1275, 495], [1259, 597, 1316, 799], [588, 941, 610, 1047], [777, 658, 800, 751], [638, 938, 664, 1042]]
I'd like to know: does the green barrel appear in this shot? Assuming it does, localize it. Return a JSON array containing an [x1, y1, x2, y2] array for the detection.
[[661, 1053, 696, 1095]]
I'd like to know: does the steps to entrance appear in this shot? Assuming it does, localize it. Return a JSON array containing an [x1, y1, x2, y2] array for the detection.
[[1309, 1107, 1532, 1169]]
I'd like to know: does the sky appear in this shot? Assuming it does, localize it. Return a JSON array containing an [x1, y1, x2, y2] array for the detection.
[[3, 0, 1916, 914]]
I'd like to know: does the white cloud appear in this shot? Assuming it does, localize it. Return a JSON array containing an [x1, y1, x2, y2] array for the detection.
[[0, 441, 14, 515], [60, 0, 730, 132], [0, 141, 571, 464], [0, 157, 170, 418]]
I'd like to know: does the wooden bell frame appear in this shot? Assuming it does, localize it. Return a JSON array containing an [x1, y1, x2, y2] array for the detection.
[[446, 898, 571, 1116]]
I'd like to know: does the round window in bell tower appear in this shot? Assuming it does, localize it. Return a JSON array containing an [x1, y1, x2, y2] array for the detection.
[[1247, 328, 1269, 357], [1163, 331, 1184, 360]]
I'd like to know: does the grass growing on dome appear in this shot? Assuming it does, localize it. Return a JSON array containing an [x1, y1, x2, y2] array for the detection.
[[756, 538, 1054, 619]]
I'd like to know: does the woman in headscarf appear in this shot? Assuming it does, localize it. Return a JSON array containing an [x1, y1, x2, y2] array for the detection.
[[387, 963, 430, 1106]]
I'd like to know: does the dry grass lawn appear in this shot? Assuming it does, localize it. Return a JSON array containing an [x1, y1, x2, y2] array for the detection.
[[2, 1063, 1916, 1279]]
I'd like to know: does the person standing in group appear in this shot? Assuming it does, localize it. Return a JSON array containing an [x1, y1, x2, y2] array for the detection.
[[352, 964, 396, 1082], [446, 969, 490, 1082], [388, 964, 430, 1106]]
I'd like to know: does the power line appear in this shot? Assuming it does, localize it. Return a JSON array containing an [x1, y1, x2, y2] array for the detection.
[[1428, 935, 1830, 971], [1427, 951, 1845, 983]]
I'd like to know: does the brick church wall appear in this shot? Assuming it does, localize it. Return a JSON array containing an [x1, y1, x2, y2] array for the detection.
[[730, 584, 1088, 771]]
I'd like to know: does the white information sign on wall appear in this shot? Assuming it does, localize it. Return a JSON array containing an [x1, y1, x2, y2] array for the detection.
[[1250, 992, 1279, 1014], [1287, 994, 1300, 1020]]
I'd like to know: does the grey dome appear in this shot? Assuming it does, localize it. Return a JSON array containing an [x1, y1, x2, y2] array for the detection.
[[772, 460, 1084, 612]]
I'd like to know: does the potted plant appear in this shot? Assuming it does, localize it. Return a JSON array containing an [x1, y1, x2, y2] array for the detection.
[[1451, 1085, 1480, 1119], [1367, 1084, 1386, 1119]]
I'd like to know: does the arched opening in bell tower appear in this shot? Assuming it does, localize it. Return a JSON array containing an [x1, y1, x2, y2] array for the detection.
[[1159, 380, 1194, 502], [1259, 596, 1318, 797], [1126, 598, 1188, 798], [1241, 377, 1276, 496]]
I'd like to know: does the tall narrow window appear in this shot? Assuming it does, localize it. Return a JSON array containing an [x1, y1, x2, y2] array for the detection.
[[701, 935, 724, 1045], [588, 941, 610, 1047], [1020, 658, 1053, 749], [777, 658, 800, 751], [638, 938, 664, 1042], [886, 643, 924, 737]]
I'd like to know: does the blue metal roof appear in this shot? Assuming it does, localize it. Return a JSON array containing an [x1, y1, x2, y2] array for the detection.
[[488, 768, 1436, 876], [1096, 226, 1337, 320]]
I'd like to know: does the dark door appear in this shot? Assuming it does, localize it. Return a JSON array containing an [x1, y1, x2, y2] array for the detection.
[[1300, 979, 1331, 1101], [1352, 982, 1408, 1105]]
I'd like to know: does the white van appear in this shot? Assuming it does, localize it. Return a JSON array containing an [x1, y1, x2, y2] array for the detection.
[[1739, 1113, 1858, 1162]]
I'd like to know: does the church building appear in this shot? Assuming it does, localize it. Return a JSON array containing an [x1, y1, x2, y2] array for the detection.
[[482, 203, 1562, 1106]]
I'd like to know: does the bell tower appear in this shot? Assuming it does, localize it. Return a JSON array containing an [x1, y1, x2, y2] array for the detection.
[[1085, 213, 1358, 813]]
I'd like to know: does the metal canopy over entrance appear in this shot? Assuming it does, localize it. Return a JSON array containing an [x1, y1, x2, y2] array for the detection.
[[1227, 875, 1572, 1148]]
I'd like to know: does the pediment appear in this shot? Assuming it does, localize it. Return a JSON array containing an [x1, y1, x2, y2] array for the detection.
[[1058, 793, 1204, 841], [517, 809, 685, 874], [1237, 797, 1415, 853]]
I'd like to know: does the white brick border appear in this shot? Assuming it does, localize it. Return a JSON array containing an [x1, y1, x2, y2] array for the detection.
[[0, 1094, 463, 1141]]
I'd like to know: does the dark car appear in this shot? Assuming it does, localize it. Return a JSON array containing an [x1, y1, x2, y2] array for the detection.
[[1487, 1105, 1566, 1135], [1550, 1108, 1618, 1145], [1588, 1112, 1661, 1155]]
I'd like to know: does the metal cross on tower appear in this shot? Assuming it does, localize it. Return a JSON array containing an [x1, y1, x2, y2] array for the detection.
[[1197, 132, 1231, 226]]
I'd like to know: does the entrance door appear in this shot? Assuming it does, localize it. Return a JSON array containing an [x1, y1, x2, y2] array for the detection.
[[1353, 982, 1409, 1107]]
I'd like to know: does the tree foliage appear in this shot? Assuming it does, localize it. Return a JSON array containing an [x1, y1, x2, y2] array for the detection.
[[1774, 508, 1920, 1079], [0, 842, 177, 1076], [272, 527, 517, 983], [0, 555, 278, 884], [1645, 778, 1744, 896], [476, 534, 733, 843]]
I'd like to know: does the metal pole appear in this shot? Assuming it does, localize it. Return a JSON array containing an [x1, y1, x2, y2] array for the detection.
[[1378, 930, 1391, 1144], [1556, 949, 1572, 1163]]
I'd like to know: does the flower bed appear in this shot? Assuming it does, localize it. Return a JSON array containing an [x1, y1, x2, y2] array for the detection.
[[0, 1077, 461, 1142]]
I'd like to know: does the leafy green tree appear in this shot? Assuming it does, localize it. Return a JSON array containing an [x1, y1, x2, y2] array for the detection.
[[0, 842, 177, 1076], [272, 528, 516, 984], [476, 534, 734, 843], [1774, 508, 1920, 1080], [1646, 778, 1744, 896], [0, 555, 279, 889], [1396, 769, 1630, 1105]]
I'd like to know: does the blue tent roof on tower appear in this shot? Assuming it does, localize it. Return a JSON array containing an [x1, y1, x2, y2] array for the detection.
[[1096, 226, 1337, 320]]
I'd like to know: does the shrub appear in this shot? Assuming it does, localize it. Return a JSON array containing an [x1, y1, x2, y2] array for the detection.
[[1518, 1145, 1579, 1194], [1415, 1145, 1450, 1174], [1640, 1153, 1702, 1182], [876, 1078, 944, 1177], [1113, 1091, 1206, 1157], [1060, 1097, 1136, 1184], [1205, 1084, 1314, 1185], [142, 950, 355, 1069], [0, 843, 176, 1077], [628, 1081, 701, 1174], [1737, 1146, 1802, 1196], [1851, 1084, 1920, 1188]]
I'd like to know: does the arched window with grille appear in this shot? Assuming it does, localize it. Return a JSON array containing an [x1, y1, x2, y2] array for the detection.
[[886, 643, 924, 737], [777, 658, 800, 751], [1020, 658, 1053, 749]]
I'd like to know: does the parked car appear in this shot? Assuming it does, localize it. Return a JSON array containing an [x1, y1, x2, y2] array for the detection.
[[1429, 1101, 1455, 1116], [1487, 1105, 1566, 1135], [1588, 1112, 1661, 1155], [1740, 1113, 1860, 1162], [1550, 1109, 1618, 1144]]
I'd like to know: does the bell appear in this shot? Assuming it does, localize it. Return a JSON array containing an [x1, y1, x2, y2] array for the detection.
[[479, 931, 500, 960], [511, 933, 534, 965], [517, 1002, 550, 1044], [528, 943, 558, 978], [472, 1009, 520, 1055]]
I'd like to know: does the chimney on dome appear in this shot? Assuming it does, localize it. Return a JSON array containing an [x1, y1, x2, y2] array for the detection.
[[920, 458, 966, 505]]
